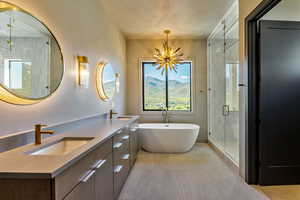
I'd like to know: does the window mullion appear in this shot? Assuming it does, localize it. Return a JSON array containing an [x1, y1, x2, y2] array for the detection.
[[166, 69, 168, 111]]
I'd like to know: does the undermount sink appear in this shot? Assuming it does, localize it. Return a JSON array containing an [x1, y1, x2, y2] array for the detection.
[[28, 137, 94, 156], [117, 116, 132, 120]]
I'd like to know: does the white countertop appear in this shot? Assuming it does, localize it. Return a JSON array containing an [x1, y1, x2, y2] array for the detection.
[[0, 116, 139, 179]]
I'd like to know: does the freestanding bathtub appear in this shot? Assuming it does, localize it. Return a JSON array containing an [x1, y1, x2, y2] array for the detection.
[[139, 123, 200, 153]]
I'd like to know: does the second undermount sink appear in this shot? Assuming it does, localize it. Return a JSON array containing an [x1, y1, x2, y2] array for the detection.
[[117, 116, 133, 120], [28, 137, 94, 156]]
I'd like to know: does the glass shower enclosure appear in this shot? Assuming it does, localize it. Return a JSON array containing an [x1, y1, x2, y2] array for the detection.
[[207, 2, 239, 165]]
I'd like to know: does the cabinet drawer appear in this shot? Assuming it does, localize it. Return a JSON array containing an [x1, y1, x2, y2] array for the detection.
[[92, 138, 113, 161], [95, 153, 113, 200], [113, 139, 129, 164], [55, 138, 112, 200], [63, 170, 96, 200], [113, 160, 130, 199], [114, 152, 130, 173], [113, 129, 129, 144], [130, 126, 139, 167]]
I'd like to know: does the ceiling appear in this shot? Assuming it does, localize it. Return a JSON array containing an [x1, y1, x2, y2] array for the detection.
[[101, 0, 236, 39]]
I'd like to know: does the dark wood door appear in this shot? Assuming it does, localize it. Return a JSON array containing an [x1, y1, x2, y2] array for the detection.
[[95, 153, 114, 200], [259, 20, 300, 185]]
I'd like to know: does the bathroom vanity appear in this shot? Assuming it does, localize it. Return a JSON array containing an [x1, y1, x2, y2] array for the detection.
[[0, 116, 139, 200]]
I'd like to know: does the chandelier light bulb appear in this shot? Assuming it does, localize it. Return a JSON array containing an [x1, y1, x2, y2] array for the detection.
[[153, 30, 184, 75]]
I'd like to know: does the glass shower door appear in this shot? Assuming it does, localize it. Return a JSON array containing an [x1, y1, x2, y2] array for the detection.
[[208, 24, 226, 151], [224, 21, 239, 164], [208, 2, 239, 166]]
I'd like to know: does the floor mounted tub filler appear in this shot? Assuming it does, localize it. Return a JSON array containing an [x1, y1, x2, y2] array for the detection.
[[139, 123, 200, 153]]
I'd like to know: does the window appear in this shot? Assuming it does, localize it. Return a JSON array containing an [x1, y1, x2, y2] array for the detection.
[[142, 61, 192, 111], [4, 59, 32, 89]]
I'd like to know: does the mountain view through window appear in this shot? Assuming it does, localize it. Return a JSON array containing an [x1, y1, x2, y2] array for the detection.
[[142, 62, 191, 111]]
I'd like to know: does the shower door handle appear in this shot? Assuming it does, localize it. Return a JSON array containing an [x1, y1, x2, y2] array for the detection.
[[222, 105, 230, 116], [222, 105, 226, 116], [225, 105, 230, 116]]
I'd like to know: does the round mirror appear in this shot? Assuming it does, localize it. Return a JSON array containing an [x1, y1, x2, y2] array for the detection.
[[96, 62, 116, 101], [0, 2, 63, 105]]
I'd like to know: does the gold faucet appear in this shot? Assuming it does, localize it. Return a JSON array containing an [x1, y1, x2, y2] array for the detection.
[[35, 124, 54, 145], [109, 109, 118, 119]]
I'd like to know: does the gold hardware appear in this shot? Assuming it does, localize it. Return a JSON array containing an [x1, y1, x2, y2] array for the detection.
[[153, 30, 184, 74], [109, 109, 118, 119], [96, 62, 109, 101], [35, 124, 54, 145], [77, 56, 88, 64], [77, 56, 89, 87], [96, 62, 118, 101], [115, 73, 120, 93], [0, 1, 64, 105]]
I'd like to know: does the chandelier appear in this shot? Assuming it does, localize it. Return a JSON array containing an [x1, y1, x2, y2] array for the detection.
[[153, 30, 184, 74]]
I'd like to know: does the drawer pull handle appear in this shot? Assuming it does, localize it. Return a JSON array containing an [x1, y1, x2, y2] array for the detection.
[[113, 142, 123, 149], [130, 128, 138, 132], [81, 170, 96, 183], [114, 165, 123, 174], [122, 154, 130, 160], [94, 159, 107, 169], [122, 135, 129, 140]]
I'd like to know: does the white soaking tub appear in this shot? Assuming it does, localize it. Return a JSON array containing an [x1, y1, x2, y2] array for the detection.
[[139, 123, 200, 153]]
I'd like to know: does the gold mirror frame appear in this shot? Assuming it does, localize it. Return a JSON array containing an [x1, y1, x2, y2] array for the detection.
[[0, 1, 64, 105], [96, 62, 116, 102]]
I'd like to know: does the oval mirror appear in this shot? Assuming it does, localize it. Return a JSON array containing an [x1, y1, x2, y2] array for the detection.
[[96, 62, 116, 101], [0, 2, 63, 105]]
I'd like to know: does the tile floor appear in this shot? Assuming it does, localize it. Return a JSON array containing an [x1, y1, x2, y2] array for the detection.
[[118, 143, 269, 200]]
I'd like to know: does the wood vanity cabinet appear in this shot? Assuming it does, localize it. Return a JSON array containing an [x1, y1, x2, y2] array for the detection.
[[94, 153, 114, 200], [129, 122, 140, 167], [64, 152, 114, 200], [113, 128, 131, 199], [57, 125, 140, 200], [60, 138, 113, 200], [0, 120, 139, 200]]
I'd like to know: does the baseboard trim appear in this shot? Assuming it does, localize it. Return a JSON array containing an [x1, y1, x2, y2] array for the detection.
[[208, 140, 239, 175], [197, 138, 208, 143]]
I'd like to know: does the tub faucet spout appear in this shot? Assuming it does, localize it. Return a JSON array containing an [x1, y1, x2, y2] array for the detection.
[[161, 107, 169, 123]]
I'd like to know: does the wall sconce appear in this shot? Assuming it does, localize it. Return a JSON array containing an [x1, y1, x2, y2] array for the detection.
[[115, 73, 120, 93], [77, 56, 89, 88]]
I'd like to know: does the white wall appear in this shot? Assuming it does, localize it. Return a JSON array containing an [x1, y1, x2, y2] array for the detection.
[[0, 0, 126, 137], [126, 39, 208, 141]]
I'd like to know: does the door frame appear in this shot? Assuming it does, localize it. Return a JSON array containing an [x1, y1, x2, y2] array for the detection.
[[245, 0, 282, 184]]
